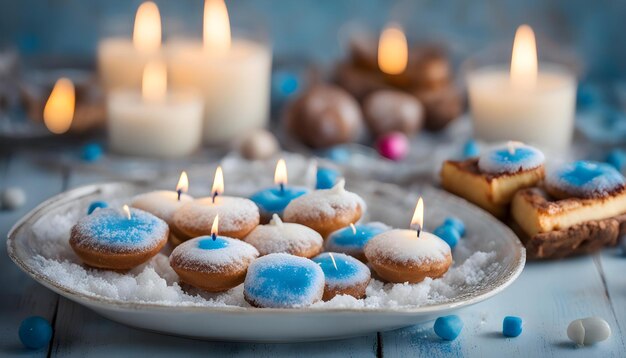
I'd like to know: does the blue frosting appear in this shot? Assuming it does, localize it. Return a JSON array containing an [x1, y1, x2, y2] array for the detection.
[[547, 160, 625, 197], [327, 224, 386, 250], [76, 208, 166, 248], [244, 253, 324, 308], [478, 144, 544, 174], [250, 186, 308, 215], [502, 316, 523, 337], [312, 253, 369, 285], [316, 167, 339, 189], [197, 236, 229, 250]]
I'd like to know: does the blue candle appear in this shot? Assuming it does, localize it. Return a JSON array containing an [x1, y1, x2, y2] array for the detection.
[[197, 236, 230, 249], [312, 252, 370, 283], [546, 160, 625, 198], [477, 142, 545, 174], [250, 159, 309, 221], [325, 223, 388, 260]]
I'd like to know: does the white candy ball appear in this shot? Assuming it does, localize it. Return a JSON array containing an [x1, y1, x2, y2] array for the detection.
[[238, 129, 280, 160], [567, 317, 611, 345], [1, 187, 26, 210]]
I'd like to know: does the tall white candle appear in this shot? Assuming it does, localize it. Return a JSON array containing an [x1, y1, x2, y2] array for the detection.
[[98, 1, 162, 92], [467, 25, 577, 152], [168, 0, 271, 145], [107, 62, 203, 158]]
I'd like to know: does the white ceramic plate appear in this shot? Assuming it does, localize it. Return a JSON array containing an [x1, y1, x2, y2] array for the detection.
[[8, 180, 525, 342]]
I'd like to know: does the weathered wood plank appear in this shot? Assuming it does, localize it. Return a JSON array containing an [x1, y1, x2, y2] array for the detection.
[[596, 249, 626, 349], [0, 152, 66, 356], [381, 256, 625, 358]]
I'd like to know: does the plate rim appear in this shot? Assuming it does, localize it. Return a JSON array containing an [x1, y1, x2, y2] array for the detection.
[[7, 181, 526, 315]]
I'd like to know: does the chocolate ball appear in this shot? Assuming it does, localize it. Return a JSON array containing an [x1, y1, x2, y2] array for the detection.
[[414, 85, 465, 131], [363, 90, 424, 136], [238, 129, 280, 160], [334, 62, 390, 101], [409, 48, 452, 90], [284, 85, 363, 148], [348, 35, 379, 71]]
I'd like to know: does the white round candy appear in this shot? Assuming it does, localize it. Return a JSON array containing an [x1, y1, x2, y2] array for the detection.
[[567, 317, 611, 345], [238, 129, 280, 160], [1, 187, 26, 210]]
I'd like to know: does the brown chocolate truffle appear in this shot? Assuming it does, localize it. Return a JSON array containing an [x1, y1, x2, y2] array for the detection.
[[414, 85, 465, 131], [363, 90, 424, 136], [238, 129, 280, 160], [284, 85, 363, 148], [334, 62, 391, 101], [408, 48, 452, 90]]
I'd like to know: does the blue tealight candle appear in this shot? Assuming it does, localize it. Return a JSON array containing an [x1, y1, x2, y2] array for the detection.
[[325, 223, 388, 260], [477, 142, 545, 175], [197, 236, 229, 249], [250, 159, 309, 221]]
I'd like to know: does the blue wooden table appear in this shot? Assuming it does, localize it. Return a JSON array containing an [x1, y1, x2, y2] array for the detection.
[[1, 150, 624, 357]]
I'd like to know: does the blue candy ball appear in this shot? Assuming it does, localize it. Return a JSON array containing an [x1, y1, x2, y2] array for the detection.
[[81, 142, 104, 162], [19, 316, 52, 350], [502, 316, 523, 337], [316, 167, 340, 189], [434, 225, 460, 249], [322, 147, 351, 164], [87, 201, 108, 215], [462, 139, 480, 159], [606, 149, 626, 172], [434, 315, 464, 341], [443, 216, 465, 237]]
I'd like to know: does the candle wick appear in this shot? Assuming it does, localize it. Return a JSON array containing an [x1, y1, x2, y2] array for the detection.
[[212, 191, 218, 204], [211, 233, 217, 241], [279, 183, 285, 194], [177, 189, 182, 201], [415, 224, 422, 239]]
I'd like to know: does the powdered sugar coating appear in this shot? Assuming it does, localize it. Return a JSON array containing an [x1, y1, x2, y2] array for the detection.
[[325, 222, 390, 256], [364, 230, 451, 264], [312, 252, 370, 289], [283, 179, 364, 221], [71, 208, 168, 254], [244, 253, 324, 308], [478, 144, 545, 174], [173, 196, 260, 235], [131, 191, 193, 225], [244, 215, 323, 256], [546, 160, 626, 198], [170, 236, 259, 273]]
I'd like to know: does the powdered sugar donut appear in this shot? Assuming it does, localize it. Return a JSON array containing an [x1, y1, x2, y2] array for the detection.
[[244, 214, 323, 258], [244, 253, 325, 308], [169, 235, 259, 292], [130, 190, 193, 226], [70, 207, 169, 270], [172, 196, 260, 243], [283, 179, 364, 238], [312, 252, 371, 300], [364, 230, 452, 283]]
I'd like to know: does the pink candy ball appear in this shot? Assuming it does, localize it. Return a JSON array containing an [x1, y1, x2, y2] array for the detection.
[[376, 132, 409, 161]]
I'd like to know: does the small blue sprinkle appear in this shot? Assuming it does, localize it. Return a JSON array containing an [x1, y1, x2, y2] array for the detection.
[[462, 139, 480, 159], [502, 316, 523, 337], [606, 149, 626, 172], [87, 201, 108, 215], [434, 225, 460, 249], [19, 316, 52, 350], [443, 216, 465, 237], [434, 315, 463, 341], [272, 71, 300, 99], [321, 147, 351, 164], [316, 167, 339, 189], [81, 143, 104, 162]]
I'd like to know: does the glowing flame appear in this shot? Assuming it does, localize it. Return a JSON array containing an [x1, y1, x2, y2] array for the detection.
[[212, 166, 224, 197], [211, 214, 219, 237], [328, 253, 338, 270], [133, 1, 161, 53], [378, 23, 408, 75], [350, 223, 357, 235], [411, 197, 424, 237], [122, 205, 131, 220], [142, 61, 167, 102], [43, 78, 75, 134], [203, 0, 231, 54], [274, 159, 288, 186], [176, 171, 189, 193], [510, 24, 538, 90]]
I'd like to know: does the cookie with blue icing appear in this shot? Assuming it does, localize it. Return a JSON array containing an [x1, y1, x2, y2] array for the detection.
[[312, 252, 371, 300], [170, 235, 259, 292], [545, 160, 626, 199], [70, 207, 169, 270], [324, 222, 389, 262], [243, 253, 325, 308]]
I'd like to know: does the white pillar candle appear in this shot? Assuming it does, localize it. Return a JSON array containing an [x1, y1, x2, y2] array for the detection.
[[98, 1, 162, 92], [107, 62, 203, 158], [168, 0, 271, 145], [467, 25, 577, 152]]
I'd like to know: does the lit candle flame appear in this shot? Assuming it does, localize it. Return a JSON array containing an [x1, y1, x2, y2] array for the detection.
[[203, 0, 231, 54], [133, 1, 162, 53], [43, 78, 75, 134], [122, 205, 132, 220], [328, 252, 338, 271], [274, 159, 288, 191], [212, 166, 224, 202], [350, 223, 357, 235], [211, 214, 219, 240], [142, 61, 167, 102], [411, 197, 424, 238], [510, 24, 538, 90], [378, 23, 408, 75], [176, 171, 189, 200]]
